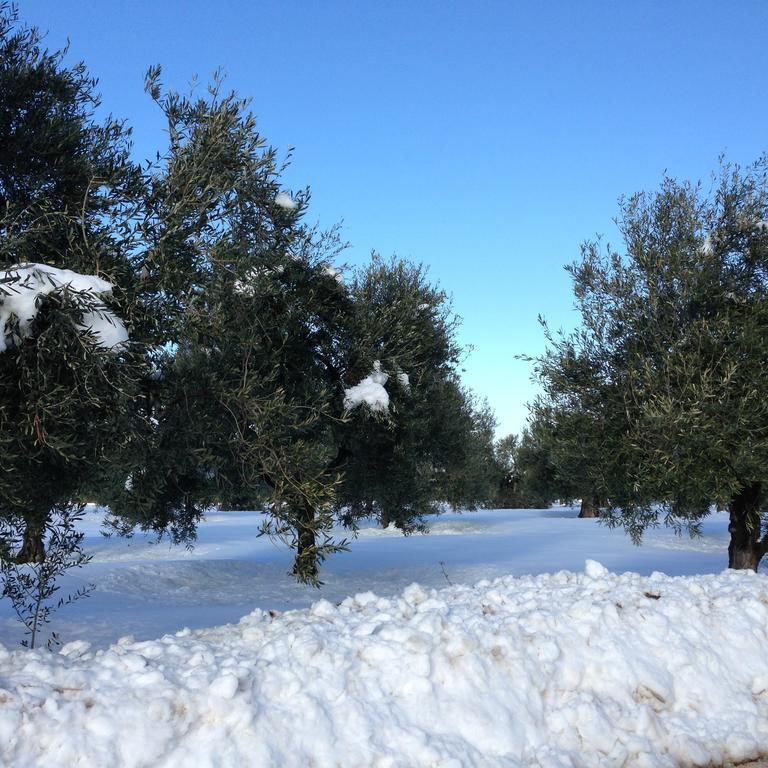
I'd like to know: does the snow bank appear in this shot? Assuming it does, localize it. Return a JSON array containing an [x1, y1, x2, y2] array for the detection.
[[0, 263, 127, 352], [1, 565, 767, 767], [344, 361, 390, 413]]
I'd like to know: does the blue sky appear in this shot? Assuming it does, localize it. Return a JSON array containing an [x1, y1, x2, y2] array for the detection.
[[20, 1, 768, 437]]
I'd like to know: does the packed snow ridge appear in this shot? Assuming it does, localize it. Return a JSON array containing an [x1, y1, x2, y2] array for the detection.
[[1, 564, 767, 767], [0, 263, 127, 352]]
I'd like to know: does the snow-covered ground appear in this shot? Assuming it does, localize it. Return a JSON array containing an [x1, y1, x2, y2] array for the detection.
[[0, 505, 744, 650], [0, 507, 766, 766]]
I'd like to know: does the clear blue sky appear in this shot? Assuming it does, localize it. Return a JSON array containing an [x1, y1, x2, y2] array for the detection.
[[20, 0, 768, 437]]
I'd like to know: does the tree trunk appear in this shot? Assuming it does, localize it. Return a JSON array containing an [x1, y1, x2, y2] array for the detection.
[[16, 520, 46, 563], [578, 494, 599, 518], [293, 501, 318, 583], [728, 482, 767, 571]]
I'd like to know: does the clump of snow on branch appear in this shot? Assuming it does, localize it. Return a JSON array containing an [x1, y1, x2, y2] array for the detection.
[[274, 192, 298, 210], [323, 264, 344, 284], [344, 361, 390, 413], [0, 264, 127, 353], [234, 264, 290, 295], [233, 267, 264, 295], [0, 566, 766, 766], [396, 370, 410, 391]]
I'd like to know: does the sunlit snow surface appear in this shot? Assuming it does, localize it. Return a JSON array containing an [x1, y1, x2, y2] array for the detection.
[[0, 507, 767, 767], [0, 506, 740, 649]]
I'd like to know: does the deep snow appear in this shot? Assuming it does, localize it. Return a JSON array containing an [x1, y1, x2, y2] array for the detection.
[[0, 507, 766, 767]]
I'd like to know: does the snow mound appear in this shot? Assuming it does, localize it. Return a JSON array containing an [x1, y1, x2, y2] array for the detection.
[[0, 567, 767, 767], [343, 361, 389, 413], [0, 263, 127, 352]]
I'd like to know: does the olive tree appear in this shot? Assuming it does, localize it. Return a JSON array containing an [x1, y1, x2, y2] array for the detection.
[[535, 158, 768, 569], [0, 6, 144, 562]]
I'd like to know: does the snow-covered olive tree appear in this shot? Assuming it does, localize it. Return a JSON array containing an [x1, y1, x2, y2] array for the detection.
[[0, 6, 495, 585], [334, 257, 497, 534], [0, 6, 145, 562], [535, 159, 768, 569], [103, 72, 495, 583]]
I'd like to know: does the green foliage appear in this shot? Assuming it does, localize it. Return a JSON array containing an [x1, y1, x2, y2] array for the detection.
[[98, 69, 346, 580], [0, 6, 497, 589], [511, 405, 603, 511], [0, 504, 93, 649], [0, 7, 141, 272], [338, 258, 497, 532], [492, 433, 522, 507], [95, 72, 493, 584], [0, 5, 146, 560], [515, 424, 562, 508], [492, 423, 565, 509], [535, 158, 768, 566]]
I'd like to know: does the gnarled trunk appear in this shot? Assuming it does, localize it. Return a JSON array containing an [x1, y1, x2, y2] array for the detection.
[[293, 501, 318, 583], [578, 494, 600, 518], [728, 482, 767, 571], [16, 520, 46, 563]]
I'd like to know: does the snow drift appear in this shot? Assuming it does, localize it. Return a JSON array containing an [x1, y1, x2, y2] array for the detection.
[[0, 564, 766, 767]]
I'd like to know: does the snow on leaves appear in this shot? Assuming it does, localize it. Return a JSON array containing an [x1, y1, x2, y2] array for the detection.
[[274, 192, 298, 211], [343, 362, 413, 414], [343, 361, 390, 413], [0, 263, 128, 352]]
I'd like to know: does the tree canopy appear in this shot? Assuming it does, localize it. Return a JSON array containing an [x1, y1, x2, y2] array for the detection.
[[0, 5, 145, 562], [535, 158, 768, 569], [0, 7, 497, 585], [88, 73, 497, 582]]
